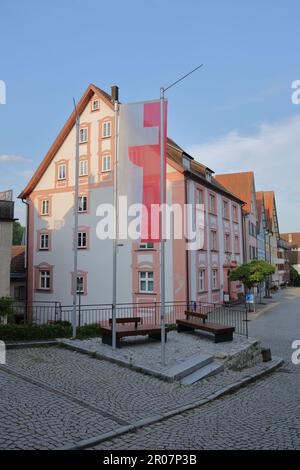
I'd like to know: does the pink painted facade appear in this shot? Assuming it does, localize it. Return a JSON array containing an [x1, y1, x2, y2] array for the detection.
[[19, 84, 245, 311]]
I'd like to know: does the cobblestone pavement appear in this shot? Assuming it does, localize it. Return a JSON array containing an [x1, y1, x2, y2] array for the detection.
[[0, 345, 271, 449], [92, 287, 300, 450], [1, 288, 297, 450]]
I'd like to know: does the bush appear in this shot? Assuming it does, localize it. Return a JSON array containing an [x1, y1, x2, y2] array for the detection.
[[0, 323, 72, 341], [76, 324, 102, 339], [0, 322, 103, 341]]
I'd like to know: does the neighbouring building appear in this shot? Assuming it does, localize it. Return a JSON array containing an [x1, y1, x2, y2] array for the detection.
[[0, 190, 14, 298], [19, 84, 245, 317], [10, 245, 26, 303], [256, 192, 267, 261], [215, 172, 258, 263], [276, 238, 290, 286], [281, 232, 300, 275], [262, 191, 281, 286]]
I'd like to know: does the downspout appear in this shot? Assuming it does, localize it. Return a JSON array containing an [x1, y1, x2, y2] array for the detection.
[[184, 175, 190, 307], [21, 198, 29, 322]]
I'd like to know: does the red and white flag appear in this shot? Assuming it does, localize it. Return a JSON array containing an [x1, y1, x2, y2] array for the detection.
[[118, 100, 167, 242]]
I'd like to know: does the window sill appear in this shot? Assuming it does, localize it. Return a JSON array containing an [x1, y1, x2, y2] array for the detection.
[[136, 292, 156, 295], [102, 135, 111, 140], [198, 290, 208, 294], [39, 248, 49, 251], [212, 288, 220, 292]]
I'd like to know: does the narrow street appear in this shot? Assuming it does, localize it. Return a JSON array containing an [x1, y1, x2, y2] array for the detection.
[[94, 287, 300, 450]]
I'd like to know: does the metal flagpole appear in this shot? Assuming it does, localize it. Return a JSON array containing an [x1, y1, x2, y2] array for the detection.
[[112, 97, 119, 349], [160, 87, 166, 366], [72, 99, 80, 339], [159, 64, 204, 366]]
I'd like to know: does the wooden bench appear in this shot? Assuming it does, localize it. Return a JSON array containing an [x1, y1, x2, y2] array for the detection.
[[176, 310, 235, 343], [101, 317, 169, 348]]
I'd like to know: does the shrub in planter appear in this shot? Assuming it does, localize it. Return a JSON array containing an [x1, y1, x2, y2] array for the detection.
[[76, 324, 102, 339], [0, 324, 72, 341]]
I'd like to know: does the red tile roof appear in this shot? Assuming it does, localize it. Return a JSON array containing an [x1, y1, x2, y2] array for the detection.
[[10, 245, 26, 274], [281, 232, 300, 247], [215, 172, 255, 213]]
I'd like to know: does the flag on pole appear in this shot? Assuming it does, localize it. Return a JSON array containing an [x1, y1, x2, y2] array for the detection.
[[118, 100, 167, 242]]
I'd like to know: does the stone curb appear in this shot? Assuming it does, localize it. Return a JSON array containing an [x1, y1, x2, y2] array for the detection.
[[60, 356, 284, 450], [5, 340, 58, 349]]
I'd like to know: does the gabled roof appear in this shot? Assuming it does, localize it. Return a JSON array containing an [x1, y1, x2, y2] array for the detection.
[[256, 191, 264, 228], [18, 84, 114, 199], [18, 83, 244, 206], [263, 190, 279, 235], [214, 171, 255, 214]]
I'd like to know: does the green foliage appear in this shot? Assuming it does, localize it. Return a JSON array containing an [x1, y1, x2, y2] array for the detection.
[[12, 221, 25, 245], [0, 322, 102, 341], [76, 324, 103, 339], [230, 260, 275, 290], [0, 297, 14, 318], [290, 266, 300, 287], [0, 324, 72, 341]]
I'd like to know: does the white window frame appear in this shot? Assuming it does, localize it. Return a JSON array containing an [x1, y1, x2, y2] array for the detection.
[[199, 269, 205, 292], [139, 242, 154, 250], [79, 127, 88, 144], [40, 233, 49, 250], [225, 233, 231, 252], [58, 163, 66, 180], [41, 199, 49, 215], [78, 195, 87, 213], [212, 269, 218, 290], [209, 194, 215, 213], [139, 271, 154, 293], [79, 159, 88, 176], [211, 230, 217, 251], [102, 155, 111, 172], [77, 231, 87, 249], [233, 205, 238, 222], [76, 276, 84, 294], [102, 121, 111, 138], [39, 270, 50, 290], [223, 200, 228, 218], [91, 99, 100, 111], [234, 235, 239, 253]]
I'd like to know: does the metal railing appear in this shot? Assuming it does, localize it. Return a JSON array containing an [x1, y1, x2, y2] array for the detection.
[[10, 300, 248, 336]]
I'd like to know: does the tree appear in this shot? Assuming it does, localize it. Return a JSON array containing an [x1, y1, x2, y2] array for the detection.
[[290, 266, 300, 287], [0, 296, 14, 324], [13, 221, 25, 245], [230, 260, 275, 292]]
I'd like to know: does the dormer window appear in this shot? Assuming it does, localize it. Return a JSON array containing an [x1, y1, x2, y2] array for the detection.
[[91, 99, 100, 111], [205, 169, 212, 182]]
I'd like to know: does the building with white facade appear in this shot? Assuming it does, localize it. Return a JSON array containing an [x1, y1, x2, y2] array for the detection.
[[19, 84, 245, 312]]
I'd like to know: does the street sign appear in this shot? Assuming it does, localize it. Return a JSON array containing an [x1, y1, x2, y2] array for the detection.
[[245, 293, 254, 304]]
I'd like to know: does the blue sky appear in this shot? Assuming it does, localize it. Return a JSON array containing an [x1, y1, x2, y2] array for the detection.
[[0, 0, 300, 230]]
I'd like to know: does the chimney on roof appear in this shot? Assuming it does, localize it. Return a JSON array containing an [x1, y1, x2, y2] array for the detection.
[[111, 85, 119, 103]]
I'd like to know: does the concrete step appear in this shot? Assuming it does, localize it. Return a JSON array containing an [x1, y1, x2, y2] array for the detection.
[[180, 362, 224, 385], [163, 353, 213, 381]]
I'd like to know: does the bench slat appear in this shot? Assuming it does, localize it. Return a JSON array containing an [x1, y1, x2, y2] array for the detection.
[[185, 310, 208, 320], [177, 319, 235, 334]]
